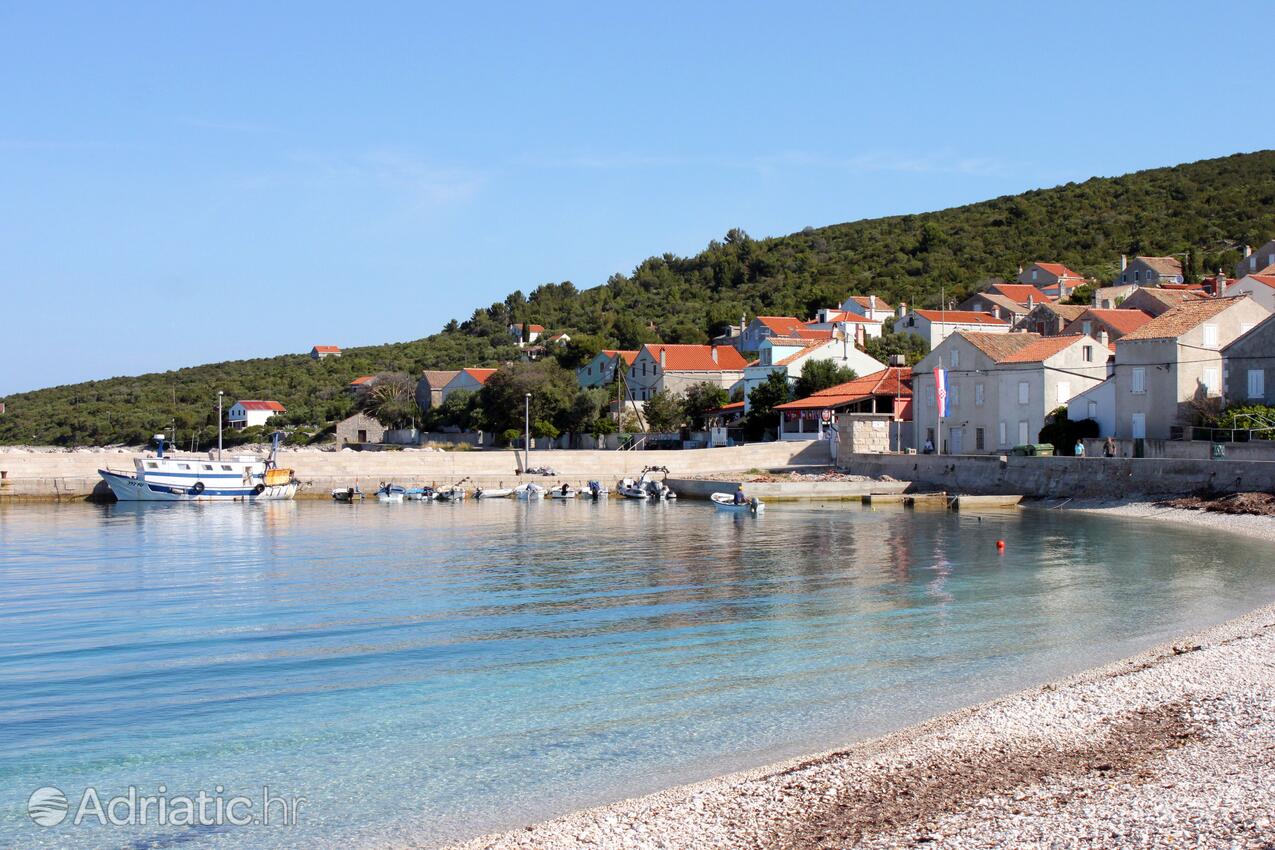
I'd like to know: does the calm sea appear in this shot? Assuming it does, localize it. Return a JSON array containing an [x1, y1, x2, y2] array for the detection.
[[1, 500, 1271, 848]]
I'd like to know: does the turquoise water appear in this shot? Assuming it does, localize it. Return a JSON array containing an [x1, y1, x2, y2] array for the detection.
[[1, 500, 1272, 848]]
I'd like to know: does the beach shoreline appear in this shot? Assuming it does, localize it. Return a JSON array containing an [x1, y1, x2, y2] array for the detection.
[[421, 505, 1275, 850]]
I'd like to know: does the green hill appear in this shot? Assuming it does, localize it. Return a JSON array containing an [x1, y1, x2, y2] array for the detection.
[[4, 150, 1275, 446]]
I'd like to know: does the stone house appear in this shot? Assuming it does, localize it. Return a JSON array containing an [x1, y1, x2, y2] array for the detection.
[[1115, 255, 1184, 287], [440, 368, 497, 402], [1234, 240, 1275, 279], [577, 350, 638, 389], [1118, 286, 1208, 317], [912, 333, 1107, 453], [335, 412, 386, 446], [1017, 262, 1085, 300], [1061, 308, 1154, 343], [1223, 313, 1275, 407], [737, 316, 806, 352], [1014, 302, 1086, 336], [626, 344, 749, 401], [1112, 296, 1271, 439], [415, 370, 460, 413]]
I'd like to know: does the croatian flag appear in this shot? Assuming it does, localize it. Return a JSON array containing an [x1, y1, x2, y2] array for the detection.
[[934, 366, 949, 418]]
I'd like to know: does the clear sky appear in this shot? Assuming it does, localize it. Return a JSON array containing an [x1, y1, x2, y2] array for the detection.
[[2, 1, 1272, 394]]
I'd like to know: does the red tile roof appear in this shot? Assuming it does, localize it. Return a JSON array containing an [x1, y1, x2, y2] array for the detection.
[[1237, 274, 1275, 290], [756, 316, 805, 336], [602, 349, 640, 365], [845, 295, 894, 310], [989, 283, 1052, 305], [512, 323, 545, 333], [235, 400, 285, 412], [912, 310, 1009, 325], [1070, 308, 1154, 336], [312, 345, 341, 353], [707, 401, 745, 414], [793, 327, 835, 339], [643, 344, 749, 371], [995, 336, 1084, 363], [462, 368, 498, 384], [807, 312, 881, 324], [349, 375, 376, 386], [1119, 298, 1245, 341], [776, 367, 912, 410], [1032, 262, 1083, 279]]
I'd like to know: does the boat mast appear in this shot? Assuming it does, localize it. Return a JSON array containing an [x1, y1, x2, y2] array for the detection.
[[217, 391, 224, 461]]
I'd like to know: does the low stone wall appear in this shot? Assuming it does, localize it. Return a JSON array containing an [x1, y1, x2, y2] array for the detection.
[[836, 452, 1275, 498], [667, 477, 911, 501], [1081, 437, 1275, 462], [0, 441, 833, 500]]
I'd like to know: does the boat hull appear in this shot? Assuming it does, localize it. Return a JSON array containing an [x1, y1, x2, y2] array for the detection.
[[711, 493, 764, 514], [100, 469, 298, 502]]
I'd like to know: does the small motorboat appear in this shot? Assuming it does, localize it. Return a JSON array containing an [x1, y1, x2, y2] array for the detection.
[[434, 486, 467, 502], [711, 492, 765, 514], [584, 481, 609, 500], [405, 487, 435, 501], [376, 484, 407, 502], [332, 486, 364, 502], [549, 485, 577, 499], [617, 478, 648, 499], [475, 487, 514, 499], [514, 482, 546, 500]]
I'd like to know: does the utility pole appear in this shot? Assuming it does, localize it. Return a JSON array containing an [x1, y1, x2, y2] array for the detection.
[[524, 392, 531, 472], [217, 391, 224, 461]]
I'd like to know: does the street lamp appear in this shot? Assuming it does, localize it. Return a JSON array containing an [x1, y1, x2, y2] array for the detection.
[[524, 393, 531, 473], [217, 391, 224, 461]]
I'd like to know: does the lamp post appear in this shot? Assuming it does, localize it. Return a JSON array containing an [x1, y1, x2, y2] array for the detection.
[[524, 393, 531, 472], [217, 391, 224, 461]]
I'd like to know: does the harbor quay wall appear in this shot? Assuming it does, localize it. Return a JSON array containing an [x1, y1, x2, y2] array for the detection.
[[835, 452, 1275, 499], [0, 441, 833, 500], [666, 478, 911, 501]]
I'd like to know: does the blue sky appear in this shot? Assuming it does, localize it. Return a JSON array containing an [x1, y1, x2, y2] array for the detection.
[[2, 1, 1272, 394]]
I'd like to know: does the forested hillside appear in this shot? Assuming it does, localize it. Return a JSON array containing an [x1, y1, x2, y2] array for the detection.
[[4, 150, 1275, 446]]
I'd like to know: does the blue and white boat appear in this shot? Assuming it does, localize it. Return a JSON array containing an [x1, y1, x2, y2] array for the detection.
[[98, 433, 298, 502]]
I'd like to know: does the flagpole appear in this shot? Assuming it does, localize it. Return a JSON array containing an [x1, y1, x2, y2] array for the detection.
[[936, 356, 943, 455]]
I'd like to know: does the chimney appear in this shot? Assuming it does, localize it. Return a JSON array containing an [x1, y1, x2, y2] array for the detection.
[[1120, 254, 1128, 271], [889, 353, 907, 367], [740, 313, 747, 335], [1244, 245, 1253, 258], [1098, 329, 1109, 348], [659, 348, 667, 369], [1027, 294, 1035, 309], [898, 301, 908, 317], [992, 305, 1001, 319], [869, 295, 877, 312], [855, 322, 866, 347], [1017, 264, 1024, 275], [709, 346, 717, 364]]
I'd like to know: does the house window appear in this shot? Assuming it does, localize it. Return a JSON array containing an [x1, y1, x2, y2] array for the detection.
[[1201, 324, 1219, 348], [1018, 381, 1029, 405], [975, 427, 985, 451], [1018, 420, 1030, 445], [1082, 321, 1092, 336], [1131, 367, 1146, 394], [1057, 381, 1071, 403], [1031, 269, 1038, 281], [975, 382, 984, 407], [1202, 368, 1219, 396], [1249, 369, 1266, 400], [998, 421, 1007, 446], [1083, 345, 1094, 362], [950, 350, 960, 368], [927, 386, 935, 406], [1134, 271, 1140, 282], [1087, 400, 1098, 420], [950, 384, 960, 408]]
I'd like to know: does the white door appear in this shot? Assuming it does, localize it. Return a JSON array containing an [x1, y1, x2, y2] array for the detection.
[[1131, 413, 1146, 439]]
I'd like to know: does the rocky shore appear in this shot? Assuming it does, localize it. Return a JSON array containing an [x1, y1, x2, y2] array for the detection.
[[424, 507, 1275, 850]]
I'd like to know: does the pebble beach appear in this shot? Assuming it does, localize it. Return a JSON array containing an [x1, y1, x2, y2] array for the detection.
[[423, 504, 1275, 850]]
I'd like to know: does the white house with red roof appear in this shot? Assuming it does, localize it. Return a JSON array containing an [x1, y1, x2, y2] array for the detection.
[[838, 295, 894, 323], [627, 344, 749, 401], [577, 349, 638, 388], [441, 368, 498, 401], [310, 345, 341, 359], [804, 309, 884, 338], [227, 400, 285, 430], [773, 367, 912, 443], [508, 323, 545, 346], [1222, 274, 1275, 313], [737, 316, 807, 352], [741, 333, 886, 413], [892, 307, 1010, 349], [1018, 262, 1085, 299]]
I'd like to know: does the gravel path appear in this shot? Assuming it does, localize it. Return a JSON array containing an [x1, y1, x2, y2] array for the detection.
[[418, 507, 1275, 850]]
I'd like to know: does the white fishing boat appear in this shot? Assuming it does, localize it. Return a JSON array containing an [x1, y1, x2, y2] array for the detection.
[[98, 433, 297, 502], [549, 485, 577, 499], [435, 486, 467, 502], [475, 487, 513, 499], [583, 481, 609, 500], [376, 484, 407, 502], [617, 477, 648, 499], [332, 485, 364, 502], [711, 492, 765, 514], [514, 482, 546, 500], [405, 487, 434, 501]]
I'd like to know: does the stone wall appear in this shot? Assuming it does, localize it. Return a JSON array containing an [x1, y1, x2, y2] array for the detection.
[[837, 452, 1275, 498]]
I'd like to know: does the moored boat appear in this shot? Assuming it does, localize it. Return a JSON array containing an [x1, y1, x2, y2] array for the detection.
[[475, 487, 514, 499], [549, 484, 577, 499], [332, 485, 364, 502], [584, 480, 609, 500], [514, 482, 546, 500], [711, 492, 765, 514], [376, 484, 407, 502], [617, 478, 648, 499], [98, 433, 298, 502]]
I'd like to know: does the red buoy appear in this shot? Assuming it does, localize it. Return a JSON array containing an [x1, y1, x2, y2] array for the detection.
[[996, 540, 1006, 551]]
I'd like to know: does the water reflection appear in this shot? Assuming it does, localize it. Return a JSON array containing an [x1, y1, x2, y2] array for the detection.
[[0, 500, 1270, 850]]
